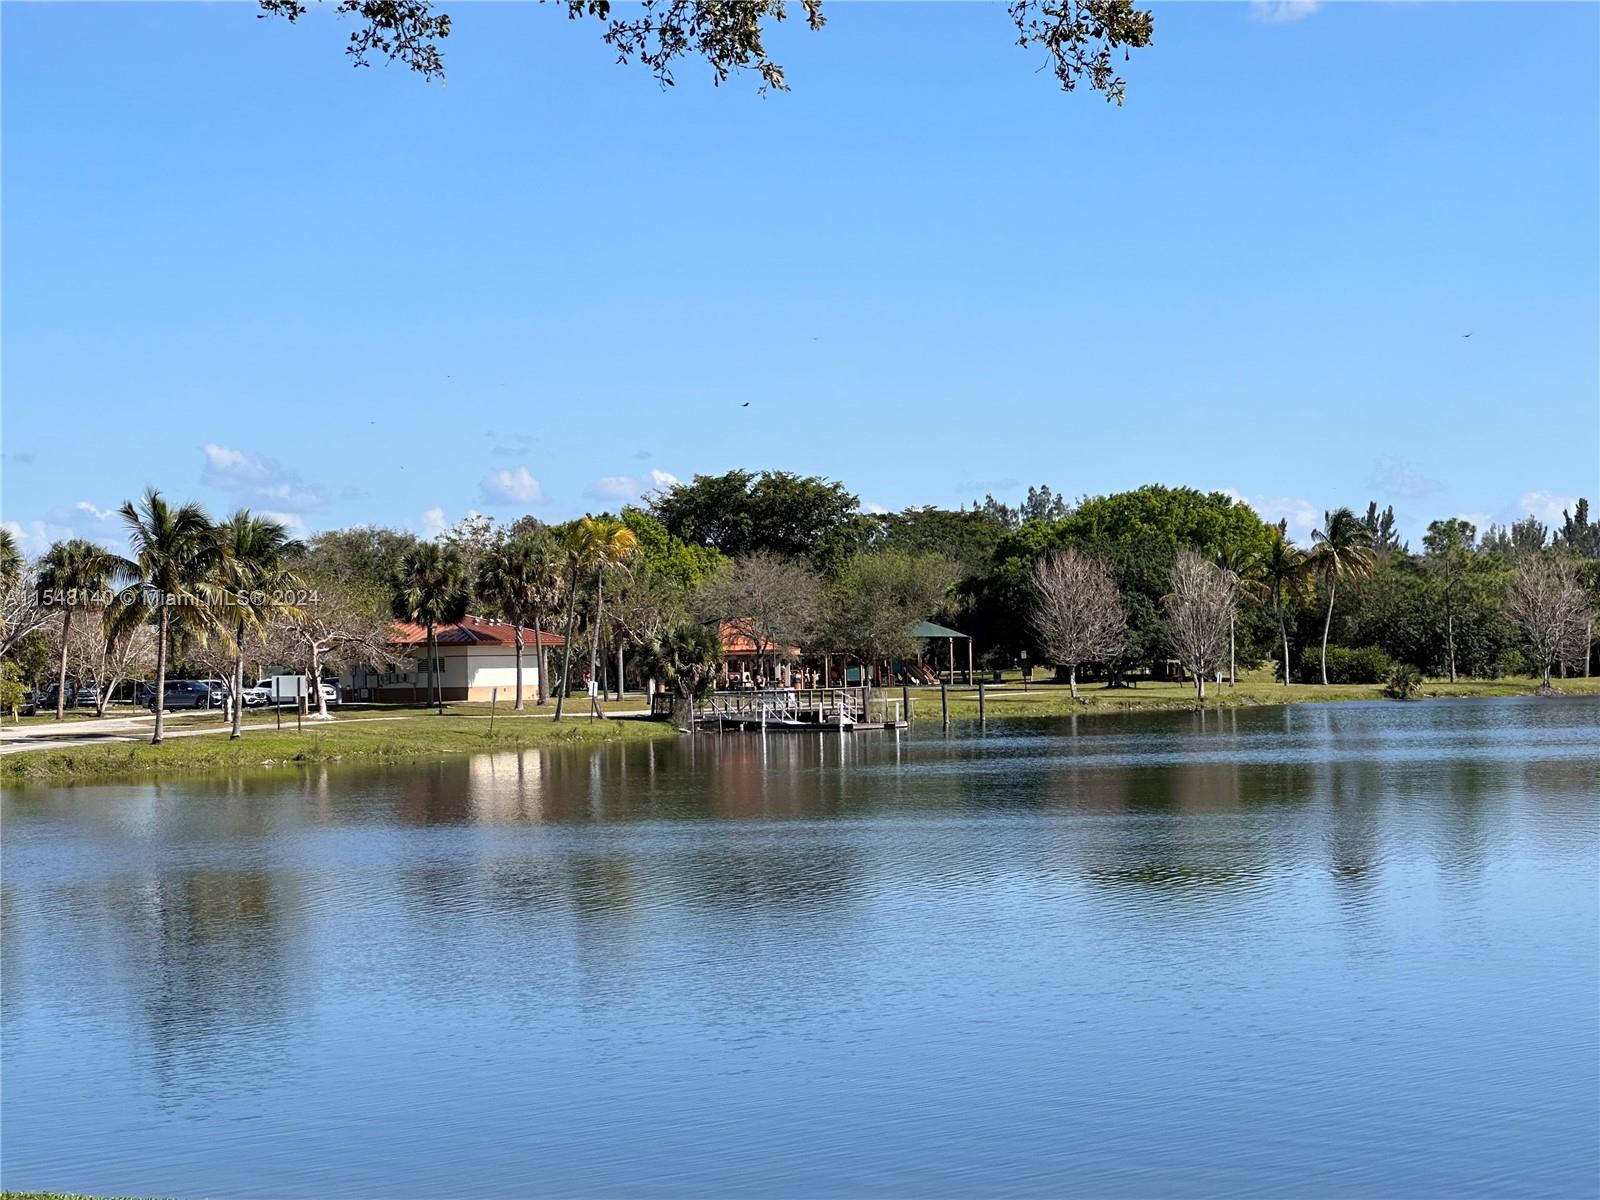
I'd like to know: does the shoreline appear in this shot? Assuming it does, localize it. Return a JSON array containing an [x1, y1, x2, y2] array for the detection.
[[3, 677, 1595, 787]]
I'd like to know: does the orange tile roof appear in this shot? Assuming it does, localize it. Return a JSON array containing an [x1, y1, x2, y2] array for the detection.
[[719, 620, 800, 658], [390, 614, 565, 648]]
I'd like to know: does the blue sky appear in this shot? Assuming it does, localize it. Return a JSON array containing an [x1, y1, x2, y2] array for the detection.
[[3, 1, 1596, 554]]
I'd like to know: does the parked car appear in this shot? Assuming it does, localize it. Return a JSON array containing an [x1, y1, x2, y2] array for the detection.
[[133, 682, 158, 707], [38, 683, 75, 710], [74, 684, 101, 709], [243, 677, 339, 708], [241, 682, 271, 707], [196, 679, 231, 708], [149, 680, 214, 711]]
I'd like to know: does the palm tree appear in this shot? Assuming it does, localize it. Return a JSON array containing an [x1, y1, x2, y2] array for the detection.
[[552, 517, 636, 720], [0, 527, 20, 588], [585, 516, 638, 698], [1309, 507, 1375, 686], [1261, 520, 1306, 686], [108, 490, 217, 744], [391, 542, 470, 715], [209, 511, 302, 738], [476, 531, 563, 711], [1214, 542, 1263, 688], [37, 539, 118, 719]]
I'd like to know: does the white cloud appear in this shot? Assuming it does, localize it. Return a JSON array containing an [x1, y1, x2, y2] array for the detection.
[[3, 519, 61, 556], [1221, 488, 1319, 540], [1251, 0, 1318, 22], [585, 469, 679, 504], [419, 507, 447, 538], [587, 475, 640, 501], [200, 442, 324, 510], [257, 510, 311, 541], [1368, 455, 1445, 500], [73, 501, 117, 522], [479, 466, 545, 506], [1514, 491, 1578, 527], [3, 499, 126, 556], [863, 501, 889, 515]]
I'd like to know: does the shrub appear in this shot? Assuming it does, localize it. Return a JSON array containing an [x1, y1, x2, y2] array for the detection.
[[1297, 645, 1396, 684], [1382, 664, 1423, 700]]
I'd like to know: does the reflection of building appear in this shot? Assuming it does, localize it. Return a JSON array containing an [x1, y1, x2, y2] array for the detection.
[[720, 621, 802, 687], [344, 615, 566, 703]]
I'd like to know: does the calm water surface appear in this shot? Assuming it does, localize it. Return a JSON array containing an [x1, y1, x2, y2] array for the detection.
[[3, 698, 1597, 1198]]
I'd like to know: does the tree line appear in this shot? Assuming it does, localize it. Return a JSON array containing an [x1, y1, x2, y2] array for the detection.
[[3, 475, 1597, 734]]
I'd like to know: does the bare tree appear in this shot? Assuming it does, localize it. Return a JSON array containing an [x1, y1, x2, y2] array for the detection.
[[1506, 556, 1593, 691], [277, 577, 400, 719], [697, 552, 820, 679], [0, 558, 48, 660], [54, 612, 157, 716], [1162, 549, 1236, 701], [1028, 549, 1126, 699]]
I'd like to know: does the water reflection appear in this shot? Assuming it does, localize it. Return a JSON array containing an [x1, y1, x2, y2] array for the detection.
[[3, 697, 1596, 1199]]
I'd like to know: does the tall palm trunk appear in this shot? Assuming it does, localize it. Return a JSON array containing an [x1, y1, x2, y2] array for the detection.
[[230, 630, 244, 742], [231, 617, 247, 739], [231, 651, 245, 739], [513, 624, 525, 711], [55, 606, 73, 720], [151, 607, 170, 745], [1320, 575, 1337, 686], [1444, 585, 1457, 683], [590, 576, 604, 684], [616, 641, 625, 702], [431, 625, 443, 716], [534, 627, 546, 705], [1274, 590, 1290, 686], [1228, 614, 1236, 687], [1068, 663, 1078, 700], [554, 570, 580, 721]]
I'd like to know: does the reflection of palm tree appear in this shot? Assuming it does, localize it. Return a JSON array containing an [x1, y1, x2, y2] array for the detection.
[[391, 543, 470, 715], [209, 511, 301, 738], [552, 517, 637, 720], [1310, 508, 1375, 686], [108, 490, 217, 744], [477, 531, 563, 711], [1261, 520, 1306, 686], [38, 538, 117, 719]]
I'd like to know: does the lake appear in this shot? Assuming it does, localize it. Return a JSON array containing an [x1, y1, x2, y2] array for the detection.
[[2, 698, 1597, 1198]]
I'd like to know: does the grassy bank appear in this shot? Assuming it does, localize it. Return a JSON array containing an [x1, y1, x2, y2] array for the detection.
[[1, 711, 674, 786], [924, 673, 1600, 720], [7, 676, 1595, 786]]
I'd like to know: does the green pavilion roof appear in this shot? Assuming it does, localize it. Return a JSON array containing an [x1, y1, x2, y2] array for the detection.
[[908, 620, 968, 640]]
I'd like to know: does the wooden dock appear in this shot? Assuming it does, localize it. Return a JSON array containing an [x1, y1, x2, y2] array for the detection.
[[652, 687, 907, 732]]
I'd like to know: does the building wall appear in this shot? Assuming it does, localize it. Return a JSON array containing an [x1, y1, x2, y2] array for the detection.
[[356, 645, 545, 703]]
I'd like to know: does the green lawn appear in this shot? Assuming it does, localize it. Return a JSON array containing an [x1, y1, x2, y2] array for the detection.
[[1, 710, 674, 786], [922, 673, 1600, 719]]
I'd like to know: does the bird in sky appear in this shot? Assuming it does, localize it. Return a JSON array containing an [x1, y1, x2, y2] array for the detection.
[[741, 401, 750, 407], [1463, 332, 1473, 338]]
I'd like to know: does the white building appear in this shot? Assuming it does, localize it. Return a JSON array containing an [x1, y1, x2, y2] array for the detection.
[[343, 614, 566, 704]]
